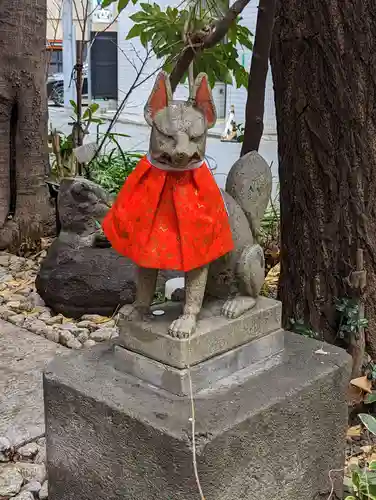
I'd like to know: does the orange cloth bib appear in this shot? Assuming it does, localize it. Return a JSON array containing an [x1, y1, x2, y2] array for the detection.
[[102, 155, 234, 272]]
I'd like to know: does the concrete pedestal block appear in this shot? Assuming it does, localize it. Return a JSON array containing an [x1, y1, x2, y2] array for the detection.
[[44, 331, 350, 500]]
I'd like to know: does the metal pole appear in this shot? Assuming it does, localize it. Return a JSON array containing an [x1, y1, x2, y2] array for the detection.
[[63, 0, 77, 108], [87, 7, 93, 104]]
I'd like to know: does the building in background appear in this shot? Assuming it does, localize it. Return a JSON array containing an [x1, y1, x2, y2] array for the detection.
[[46, 0, 119, 103], [117, 1, 276, 134]]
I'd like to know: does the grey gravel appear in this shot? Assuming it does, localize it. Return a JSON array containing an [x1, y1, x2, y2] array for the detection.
[[0, 437, 11, 452], [18, 442, 39, 458], [13, 491, 35, 500], [15, 462, 47, 484], [0, 466, 23, 497], [59, 330, 82, 349], [22, 479, 42, 494], [39, 480, 48, 499], [90, 327, 119, 342]]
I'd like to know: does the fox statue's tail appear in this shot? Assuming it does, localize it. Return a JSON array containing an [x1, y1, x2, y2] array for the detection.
[[225, 151, 273, 238]]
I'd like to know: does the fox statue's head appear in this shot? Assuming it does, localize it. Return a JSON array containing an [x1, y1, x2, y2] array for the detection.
[[144, 71, 217, 169]]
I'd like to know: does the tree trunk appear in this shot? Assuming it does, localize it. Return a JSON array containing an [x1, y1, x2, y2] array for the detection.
[[241, 0, 277, 155], [270, 0, 376, 355], [0, 0, 49, 251]]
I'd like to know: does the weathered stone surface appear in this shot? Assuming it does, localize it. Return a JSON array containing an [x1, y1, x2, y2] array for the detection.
[[18, 442, 39, 458], [22, 480, 42, 495], [34, 443, 46, 465], [13, 491, 35, 500], [118, 297, 281, 368], [39, 480, 48, 499], [90, 327, 118, 342], [113, 328, 284, 396], [8, 314, 26, 327], [16, 462, 47, 484], [45, 315, 63, 326], [35, 178, 178, 318], [83, 339, 96, 348], [45, 328, 60, 344], [36, 239, 136, 319], [0, 465, 23, 497], [77, 329, 90, 344], [0, 320, 66, 446], [59, 331, 82, 350], [24, 318, 48, 336], [0, 437, 10, 452], [44, 333, 351, 500]]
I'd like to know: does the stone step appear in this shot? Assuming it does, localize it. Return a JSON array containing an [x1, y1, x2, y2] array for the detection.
[[117, 297, 282, 369]]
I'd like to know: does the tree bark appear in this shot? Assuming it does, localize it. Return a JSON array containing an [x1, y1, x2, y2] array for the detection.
[[0, 0, 49, 251], [270, 0, 376, 354], [241, 0, 276, 155]]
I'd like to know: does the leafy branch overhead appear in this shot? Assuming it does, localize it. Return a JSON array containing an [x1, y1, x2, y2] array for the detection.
[[102, 0, 253, 90]]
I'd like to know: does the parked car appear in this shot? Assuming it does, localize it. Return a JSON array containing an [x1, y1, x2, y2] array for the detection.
[[47, 64, 88, 107]]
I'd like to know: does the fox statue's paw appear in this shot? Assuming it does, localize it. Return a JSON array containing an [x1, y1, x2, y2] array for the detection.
[[221, 296, 257, 319], [168, 313, 197, 339], [119, 304, 148, 322]]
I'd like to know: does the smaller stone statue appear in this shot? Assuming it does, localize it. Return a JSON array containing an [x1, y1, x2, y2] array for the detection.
[[103, 71, 272, 338]]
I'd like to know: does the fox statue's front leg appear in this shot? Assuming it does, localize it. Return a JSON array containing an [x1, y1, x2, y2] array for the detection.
[[168, 265, 208, 339], [120, 267, 158, 321]]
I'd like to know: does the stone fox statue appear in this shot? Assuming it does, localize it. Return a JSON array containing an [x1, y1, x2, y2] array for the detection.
[[102, 72, 272, 338]]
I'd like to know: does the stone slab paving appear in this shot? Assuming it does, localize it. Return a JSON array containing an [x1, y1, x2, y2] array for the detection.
[[0, 320, 66, 447]]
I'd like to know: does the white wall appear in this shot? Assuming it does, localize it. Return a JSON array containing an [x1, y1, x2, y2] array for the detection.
[[117, 3, 160, 116], [226, 2, 276, 134]]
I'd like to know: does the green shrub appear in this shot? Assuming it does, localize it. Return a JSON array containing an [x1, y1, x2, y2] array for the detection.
[[89, 150, 142, 195]]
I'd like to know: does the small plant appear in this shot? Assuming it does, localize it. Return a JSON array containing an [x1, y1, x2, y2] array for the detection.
[[89, 151, 142, 195], [345, 462, 376, 499], [258, 187, 280, 274], [345, 415, 376, 499], [236, 123, 245, 143], [48, 101, 104, 180], [289, 318, 319, 340], [335, 298, 368, 343]]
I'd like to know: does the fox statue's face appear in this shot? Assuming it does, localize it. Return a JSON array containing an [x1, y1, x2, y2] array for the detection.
[[144, 72, 217, 169]]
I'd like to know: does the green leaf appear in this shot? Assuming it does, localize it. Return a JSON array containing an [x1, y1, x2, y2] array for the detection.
[[365, 393, 376, 405], [370, 462, 376, 471], [101, 0, 115, 7], [139, 30, 149, 47], [359, 414, 376, 436], [117, 0, 130, 12], [69, 100, 78, 115], [109, 132, 131, 138], [140, 2, 155, 13], [89, 103, 99, 114], [126, 24, 144, 39]]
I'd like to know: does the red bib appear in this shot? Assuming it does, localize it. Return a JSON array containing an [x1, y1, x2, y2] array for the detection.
[[102, 155, 234, 272]]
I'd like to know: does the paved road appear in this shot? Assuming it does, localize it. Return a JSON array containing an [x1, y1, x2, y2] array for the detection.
[[48, 107, 279, 194]]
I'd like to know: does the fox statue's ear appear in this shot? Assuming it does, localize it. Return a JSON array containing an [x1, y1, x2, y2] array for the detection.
[[144, 72, 172, 126], [193, 73, 217, 129]]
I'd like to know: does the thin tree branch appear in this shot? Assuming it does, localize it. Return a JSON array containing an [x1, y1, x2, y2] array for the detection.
[[170, 0, 252, 91], [72, 0, 84, 33]]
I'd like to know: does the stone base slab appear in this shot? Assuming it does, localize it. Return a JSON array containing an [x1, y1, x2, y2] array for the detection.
[[117, 297, 282, 368], [113, 328, 284, 396], [44, 332, 351, 500]]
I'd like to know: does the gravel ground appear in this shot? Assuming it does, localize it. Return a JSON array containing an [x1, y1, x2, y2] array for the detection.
[[0, 248, 120, 352]]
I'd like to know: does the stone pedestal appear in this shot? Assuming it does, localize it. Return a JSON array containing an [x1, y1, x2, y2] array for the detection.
[[44, 298, 351, 500]]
